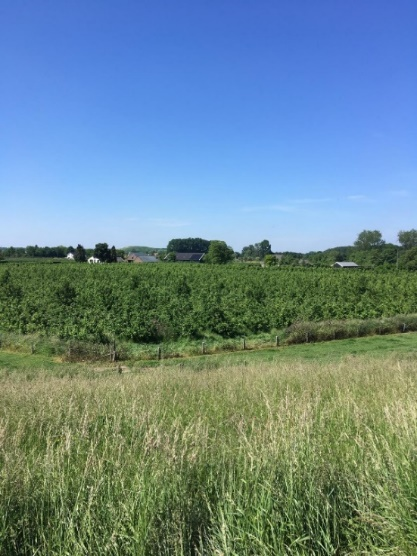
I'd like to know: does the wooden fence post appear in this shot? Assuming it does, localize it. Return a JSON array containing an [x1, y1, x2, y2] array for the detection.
[[157, 346, 161, 360]]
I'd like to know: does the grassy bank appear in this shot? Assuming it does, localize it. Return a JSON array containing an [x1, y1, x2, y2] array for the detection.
[[1, 348, 417, 554], [1, 313, 417, 364]]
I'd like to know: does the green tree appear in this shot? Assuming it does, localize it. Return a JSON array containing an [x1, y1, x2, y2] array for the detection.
[[4, 246, 16, 257], [399, 246, 417, 270], [354, 230, 385, 250], [257, 240, 272, 258], [280, 252, 304, 266], [94, 243, 111, 263], [241, 240, 272, 260], [165, 252, 177, 262], [25, 245, 40, 257], [306, 246, 351, 266], [264, 254, 278, 267], [398, 229, 417, 250], [241, 244, 256, 259], [74, 244, 87, 262], [166, 238, 210, 253], [205, 241, 234, 264], [110, 245, 118, 263]]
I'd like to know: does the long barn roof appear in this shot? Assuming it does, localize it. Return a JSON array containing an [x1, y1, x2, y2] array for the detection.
[[175, 252, 205, 261]]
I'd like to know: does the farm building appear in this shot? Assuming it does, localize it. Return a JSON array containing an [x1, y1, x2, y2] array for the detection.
[[88, 256, 100, 264], [332, 261, 359, 268], [127, 252, 158, 263], [171, 252, 205, 262]]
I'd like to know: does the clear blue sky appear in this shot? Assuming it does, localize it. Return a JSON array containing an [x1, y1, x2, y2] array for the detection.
[[1, 0, 416, 252]]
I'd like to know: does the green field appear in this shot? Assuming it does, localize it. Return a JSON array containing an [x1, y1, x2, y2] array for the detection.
[[1, 335, 417, 554], [2, 263, 417, 553], [1, 263, 417, 344]]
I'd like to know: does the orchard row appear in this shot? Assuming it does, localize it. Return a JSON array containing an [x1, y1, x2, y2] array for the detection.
[[1, 264, 416, 343]]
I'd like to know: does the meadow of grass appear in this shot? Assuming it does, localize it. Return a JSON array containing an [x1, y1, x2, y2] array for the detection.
[[1, 344, 417, 554]]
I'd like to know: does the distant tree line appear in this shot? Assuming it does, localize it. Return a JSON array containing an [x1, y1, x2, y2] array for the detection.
[[1, 245, 71, 258], [304, 229, 417, 270], [2, 228, 417, 269], [0, 243, 123, 263], [165, 238, 234, 264], [239, 240, 272, 260]]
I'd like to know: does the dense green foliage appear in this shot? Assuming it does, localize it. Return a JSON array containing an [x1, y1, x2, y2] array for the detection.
[[241, 239, 272, 260], [1, 264, 417, 343], [205, 240, 234, 264], [166, 237, 210, 253], [1, 245, 71, 258], [93, 243, 118, 263], [74, 243, 87, 262], [303, 229, 417, 268], [398, 228, 417, 249], [354, 229, 385, 249], [306, 243, 400, 268]]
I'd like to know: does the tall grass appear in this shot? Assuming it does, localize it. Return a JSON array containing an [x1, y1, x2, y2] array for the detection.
[[1, 354, 417, 554], [2, 313, 417, 363]]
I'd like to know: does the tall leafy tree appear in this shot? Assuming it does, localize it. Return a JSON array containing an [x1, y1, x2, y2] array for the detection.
[[241, 244, 256, 259], [354, 230, 385, 250], [256, 240, 272, 258], [241, 239, 272, 259], [110, 245, 118, 263], [94, 243, 111, 262], [398, 229, 417, 250], [205, 241, 234, 264], [74, 244, 87, 262]]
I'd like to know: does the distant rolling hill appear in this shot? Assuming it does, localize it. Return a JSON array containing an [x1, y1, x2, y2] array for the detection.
[[123, 246, 165, 254]]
